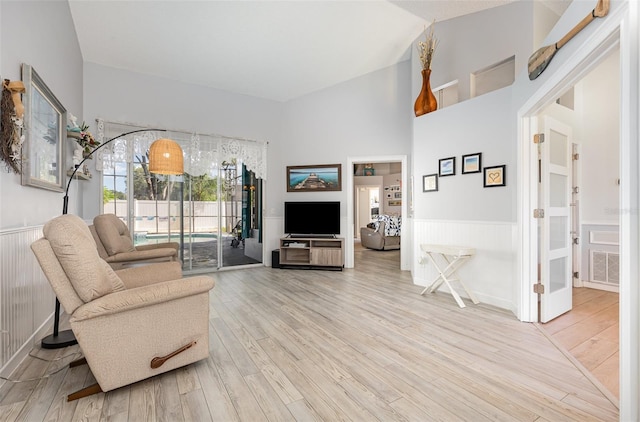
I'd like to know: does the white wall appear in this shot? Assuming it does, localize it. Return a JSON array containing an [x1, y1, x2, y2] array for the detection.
[[81, 60, 413, 265], [422, 1, 535, 106], [409, 0, 626, 311], [411, 87, 515, 309], [407, 1, 546, 308], [0, 0, 83, 375], [82, 62, 284, 221], [0, 0, 83, 229], [533, 2, 566, 51], [575, 48, 621, 224], [413, 220, 516, 310], [413, 87, 514, 222], [382, 172, 402, 215], [273, 62, 413, 251]]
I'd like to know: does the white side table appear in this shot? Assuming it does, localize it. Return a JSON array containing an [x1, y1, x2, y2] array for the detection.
[[420, 244, 479, 308]]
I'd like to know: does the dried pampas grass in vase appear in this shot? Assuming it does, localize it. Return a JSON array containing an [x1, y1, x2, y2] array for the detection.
[[414, 21, 439, 117]]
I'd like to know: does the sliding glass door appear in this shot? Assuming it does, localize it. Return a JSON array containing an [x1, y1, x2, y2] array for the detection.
[[100, 130, 264, 272]]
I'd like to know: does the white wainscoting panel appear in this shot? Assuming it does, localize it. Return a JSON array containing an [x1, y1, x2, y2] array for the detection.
[[0, 225, 55, 376], [412, 219, 517, 311], [264, 216, 284, 267]]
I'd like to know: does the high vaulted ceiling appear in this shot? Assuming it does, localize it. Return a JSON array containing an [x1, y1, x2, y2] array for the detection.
[[69, 0, 570, 102]]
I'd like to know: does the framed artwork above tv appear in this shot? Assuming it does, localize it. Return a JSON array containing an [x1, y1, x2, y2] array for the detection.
[[286, 164, 342, 192]]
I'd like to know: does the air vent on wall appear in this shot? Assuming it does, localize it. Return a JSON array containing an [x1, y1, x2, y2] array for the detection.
[[590, 250, 619, 285]]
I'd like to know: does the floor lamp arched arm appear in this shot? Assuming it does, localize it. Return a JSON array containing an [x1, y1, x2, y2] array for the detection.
[[42, 128, 166, 349], [63, 128, 166, 214]]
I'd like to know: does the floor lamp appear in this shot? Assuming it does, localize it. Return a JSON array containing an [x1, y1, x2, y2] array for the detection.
[[41, 129, 184, 349]]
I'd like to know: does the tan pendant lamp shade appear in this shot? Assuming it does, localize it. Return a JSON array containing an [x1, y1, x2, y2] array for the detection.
[[149, 138, 184, 175]]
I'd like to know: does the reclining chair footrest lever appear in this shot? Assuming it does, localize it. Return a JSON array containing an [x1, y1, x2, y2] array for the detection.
[[151, 341, 197, 369]]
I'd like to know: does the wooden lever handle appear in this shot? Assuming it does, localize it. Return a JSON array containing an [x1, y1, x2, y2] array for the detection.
[[150, 341, 196, 369]]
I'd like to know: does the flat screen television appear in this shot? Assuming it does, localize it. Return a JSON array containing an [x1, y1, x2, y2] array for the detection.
[[284, 201, 340, 237]]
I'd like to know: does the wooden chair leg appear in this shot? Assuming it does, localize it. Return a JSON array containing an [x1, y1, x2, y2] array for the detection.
[[67, 383, 102, 401], [69, 357, 87, 368]]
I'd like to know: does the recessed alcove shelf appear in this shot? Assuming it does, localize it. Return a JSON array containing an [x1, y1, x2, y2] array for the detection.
[[470, 55, 516, 98], [432, 79, 459, 110]]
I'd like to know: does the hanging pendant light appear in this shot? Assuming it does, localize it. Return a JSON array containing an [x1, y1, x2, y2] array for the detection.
[[149, 138, 184, 175]]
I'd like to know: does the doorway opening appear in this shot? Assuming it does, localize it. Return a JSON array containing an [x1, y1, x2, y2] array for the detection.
[[355, 185, 381, 239], [353, 162, 401, 267], [522, 36, 620, 402], [345, 155, 408, 270]]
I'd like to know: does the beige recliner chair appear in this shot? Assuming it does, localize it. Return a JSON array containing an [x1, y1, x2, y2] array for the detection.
[[360, 215, 401, 251], [31, 214, 215, 401], [360, 221, 401, 250], [90, 213, 179, 269]]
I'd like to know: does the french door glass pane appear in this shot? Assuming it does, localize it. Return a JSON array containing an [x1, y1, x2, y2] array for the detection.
[[183, 163, 220, 271], [131, 158, 180, 247], [102, 161, 128, 221], [220, 160, 245, 267], [549, 173, 568, 207], [549, 129, 568, 167], [549, 256, 568, 293], [549, 216, 568, 250]]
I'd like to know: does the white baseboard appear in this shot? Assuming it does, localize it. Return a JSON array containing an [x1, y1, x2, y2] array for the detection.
[[582, 280, 620, 293], [412, 277, 514, 312], [0, 313, 54, 380]]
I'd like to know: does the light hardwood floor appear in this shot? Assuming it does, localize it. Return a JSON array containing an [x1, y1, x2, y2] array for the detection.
[[541, 287, 619, 400], [0, 248, 619, 421]]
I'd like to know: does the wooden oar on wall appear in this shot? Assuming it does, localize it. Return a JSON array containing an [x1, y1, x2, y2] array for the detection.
[[528, 0, 610, 80]]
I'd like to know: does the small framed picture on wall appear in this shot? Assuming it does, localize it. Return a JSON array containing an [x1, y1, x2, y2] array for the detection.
[[422, 174, 438, 192], [483, 165, 506, 187], [439, 157, 456, 177], [462, 152, 482, 174]]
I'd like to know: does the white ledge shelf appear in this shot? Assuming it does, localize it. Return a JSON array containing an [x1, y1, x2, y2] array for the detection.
[[66, 169, 91, 180]]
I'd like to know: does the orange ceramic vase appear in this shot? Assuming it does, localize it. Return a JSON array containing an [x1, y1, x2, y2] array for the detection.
[[414, 68, 437, 117]]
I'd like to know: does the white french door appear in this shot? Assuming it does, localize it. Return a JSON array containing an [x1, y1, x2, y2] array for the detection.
[[539, 116, 573, 323]]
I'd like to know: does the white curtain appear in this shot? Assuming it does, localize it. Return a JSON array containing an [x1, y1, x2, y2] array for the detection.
[[95, 118, 268, 179]]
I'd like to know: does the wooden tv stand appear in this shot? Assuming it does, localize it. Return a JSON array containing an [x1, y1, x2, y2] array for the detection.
[[279, 237, 344, 270]]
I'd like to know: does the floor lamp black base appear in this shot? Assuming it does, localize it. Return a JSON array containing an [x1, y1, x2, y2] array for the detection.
[[41, 329, 78, 349]]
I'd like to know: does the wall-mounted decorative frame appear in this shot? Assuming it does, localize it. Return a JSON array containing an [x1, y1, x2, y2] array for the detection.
[[439, 157, 456, 177], [484, 165, 506, 187], [286, 163, 341, 192], [423, 173, 438, 192], [388, 199, 402, 206], [462, 152, 482, 174], [21, 64, 66, 192]]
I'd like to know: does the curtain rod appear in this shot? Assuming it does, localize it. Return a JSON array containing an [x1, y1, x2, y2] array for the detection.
[[97, 118, 269, 145]]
